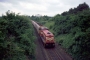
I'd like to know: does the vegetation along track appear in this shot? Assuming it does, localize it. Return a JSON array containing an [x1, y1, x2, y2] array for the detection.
[[33, 25, 73, 60]]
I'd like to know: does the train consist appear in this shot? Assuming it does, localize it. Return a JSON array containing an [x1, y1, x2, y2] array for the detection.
[[31, 20, 55, 47]]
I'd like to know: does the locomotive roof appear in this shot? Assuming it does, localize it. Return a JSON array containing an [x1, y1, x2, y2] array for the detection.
[[42, 30, 54, 37]]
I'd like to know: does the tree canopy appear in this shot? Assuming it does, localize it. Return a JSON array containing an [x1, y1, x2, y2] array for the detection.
[[0, 11, 35, 60], [51, 3, 90, 60]]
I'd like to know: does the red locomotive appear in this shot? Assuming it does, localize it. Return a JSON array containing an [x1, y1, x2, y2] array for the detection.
[[32, 20, 55, 47]]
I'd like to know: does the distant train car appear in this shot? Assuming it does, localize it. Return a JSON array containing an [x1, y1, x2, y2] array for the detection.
[[31, 20, 40, 34], [31, 20, 55, 47]]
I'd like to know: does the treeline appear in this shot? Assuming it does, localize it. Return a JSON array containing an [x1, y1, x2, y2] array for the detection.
[[30, 15, 51, 21], [30, 15, 51, 24], [0, 11, 35, 60], [51, 2, 90, 60], [61, 2, 89, 16]]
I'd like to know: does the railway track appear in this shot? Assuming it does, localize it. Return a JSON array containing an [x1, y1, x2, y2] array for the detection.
[[45, 48, 62, 60]]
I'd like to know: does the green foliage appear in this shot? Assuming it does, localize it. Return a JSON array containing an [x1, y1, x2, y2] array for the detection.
[[61, 2, 89, 16], [30, 15, 52, 24], [50, 3, 90, 60], [0, 11, 35, 60]]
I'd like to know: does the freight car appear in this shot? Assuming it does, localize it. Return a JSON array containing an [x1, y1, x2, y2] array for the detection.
[[32, 20, 55, 47]]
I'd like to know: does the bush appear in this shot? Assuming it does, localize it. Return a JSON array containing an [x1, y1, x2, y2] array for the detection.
[[0, 11, 35, 60]]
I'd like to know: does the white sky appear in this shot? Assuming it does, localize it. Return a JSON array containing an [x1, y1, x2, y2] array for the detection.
[[0, 0, 90, 16]]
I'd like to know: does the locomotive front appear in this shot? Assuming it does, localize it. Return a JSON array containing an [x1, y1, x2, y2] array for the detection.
[[40, 30, 55, 47]]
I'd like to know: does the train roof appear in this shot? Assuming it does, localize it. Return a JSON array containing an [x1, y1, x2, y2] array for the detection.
[[40, 26, 48, 30], [42, 30, 54, 37]]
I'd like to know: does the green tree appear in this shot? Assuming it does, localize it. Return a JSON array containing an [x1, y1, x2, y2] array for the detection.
[[51, 3, 90, 60], [0, 11, 35, 60]]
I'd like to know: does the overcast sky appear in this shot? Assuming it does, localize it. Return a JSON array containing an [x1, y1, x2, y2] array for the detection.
[[0, 0, 90, 16]]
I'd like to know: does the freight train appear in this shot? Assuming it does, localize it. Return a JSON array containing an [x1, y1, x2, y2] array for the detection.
[[31, 20, 55, 48]]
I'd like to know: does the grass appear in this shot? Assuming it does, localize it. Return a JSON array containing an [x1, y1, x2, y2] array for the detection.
[[44, 21, 54, 28], [44, 21, 55, 33], [56, 34, 75, 49]]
